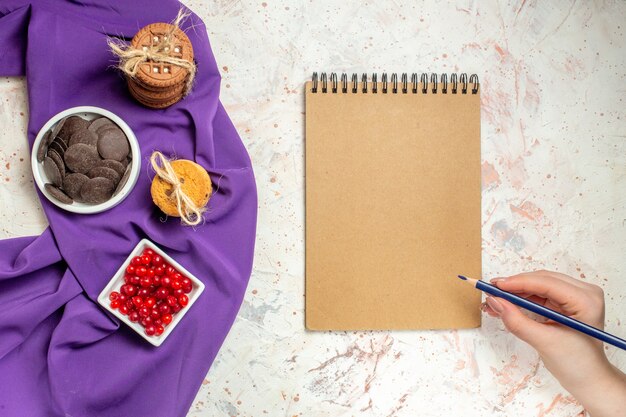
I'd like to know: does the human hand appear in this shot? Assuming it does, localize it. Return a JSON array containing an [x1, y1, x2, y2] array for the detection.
[[483, 270, 626, 416]]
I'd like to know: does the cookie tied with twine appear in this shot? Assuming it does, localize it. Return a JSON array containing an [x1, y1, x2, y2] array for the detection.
[[108, 10, 196, 109], [150, 152, 212, 226]]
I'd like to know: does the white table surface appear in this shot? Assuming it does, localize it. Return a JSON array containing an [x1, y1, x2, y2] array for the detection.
[[1, 1, 625, 416]]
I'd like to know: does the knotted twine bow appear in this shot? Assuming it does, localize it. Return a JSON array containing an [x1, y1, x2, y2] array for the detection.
[[150, 151, 206, 226], [107, 9, 197, 96]]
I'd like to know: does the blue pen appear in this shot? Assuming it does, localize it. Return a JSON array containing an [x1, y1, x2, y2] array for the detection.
[[458, 275, 626, 351]]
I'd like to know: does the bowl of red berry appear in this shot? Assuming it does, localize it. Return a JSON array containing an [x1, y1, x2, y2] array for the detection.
[[97, 239, 205, 346]]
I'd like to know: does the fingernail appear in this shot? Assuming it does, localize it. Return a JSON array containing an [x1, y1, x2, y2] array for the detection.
[[486, 297, 504, 314]]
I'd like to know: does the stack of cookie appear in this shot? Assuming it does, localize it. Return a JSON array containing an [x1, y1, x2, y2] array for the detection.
[[127, 23, 194, 109]]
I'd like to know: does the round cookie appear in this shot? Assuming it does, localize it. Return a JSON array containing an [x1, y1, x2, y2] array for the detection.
[[130, 23, 194, 89], [64, 143, 100, 174], [150, 159, 211, 217]]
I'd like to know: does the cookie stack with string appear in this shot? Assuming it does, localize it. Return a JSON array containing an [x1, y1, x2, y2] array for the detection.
[[117, 22, 195, 109]]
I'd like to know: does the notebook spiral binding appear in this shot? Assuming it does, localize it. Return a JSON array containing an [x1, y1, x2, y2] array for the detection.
[[311, 72, 479, 95]]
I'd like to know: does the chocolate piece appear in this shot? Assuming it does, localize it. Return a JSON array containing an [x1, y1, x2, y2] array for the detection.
[[47, 148, 66, 178], [69, 129, 98, 148], [113, 164, 132, 196], [43, 156, 62, 187], [59, 115, 89, 140], [97, 159, 126, 176], [44, 183, 73, 204], [80, 177, 115, 204], [50, 117, 66, 142], [87, 166, 121, 185], [49, 140, 66, 158], [63, 173, 89, 200], [97, 128, 129, 161], [37, 130, 50, 162], [64, 143, 100, 174], [52, 137, 68, 151], [88, 117, 113, 133]]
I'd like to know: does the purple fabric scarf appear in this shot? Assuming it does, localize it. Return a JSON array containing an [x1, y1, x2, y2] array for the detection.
[[0, 1, 257, 416]]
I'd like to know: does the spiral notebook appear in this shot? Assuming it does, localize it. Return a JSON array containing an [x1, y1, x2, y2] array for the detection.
[[305, 72, 482, 330]]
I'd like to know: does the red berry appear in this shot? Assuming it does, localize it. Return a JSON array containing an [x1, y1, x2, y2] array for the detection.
[[155, 287, 169, 299], [146, 268, 155, 279], [153, 276, 161, 286], [150, 309, 160, 320], [158, 304, 171, 314], [140, 276, 152, 288], [137, 287, 150, 297], [145, 325, 156, 336], [143, 248, 155, 257], [109, 291, 120, 301], [110, 299, 120, 309], [154, 266, 165, 276], [178, 294, 189, 307], [121, 284, 137, 296], [135, 266, 147, 277], [172, 288, 185, 297], [170, 280, 182, 291], [140, 317, 153, 327], [138, 306, 150, 317], [183, 284, 192, 294], [129, 311, 140, 322], [171, 303, 182, 313], [130, 275, 141, 285], [161, 276, 172, 287], [166, 295, 178, 306], [119, 305, 129, 315], [132, 296, 143, 308], [152, 255, 163, 265], [131, 256, 143, 266], [155, 325, 164, 336], [140, 255, 151, 265], [165, 266, 177, 276], [181, 277, 191, 288], [161, 314, 173, 325], [118, 293, 127, 302], [144, 297, 156, 308], [125, 299, 134, 310]]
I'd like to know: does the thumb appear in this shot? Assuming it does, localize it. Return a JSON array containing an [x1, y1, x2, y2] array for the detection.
[[487, 296, 551, 349]]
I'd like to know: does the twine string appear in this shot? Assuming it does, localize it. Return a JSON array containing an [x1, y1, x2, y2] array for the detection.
[[107, 9, 196, 96], [150, 151, 205, 226]]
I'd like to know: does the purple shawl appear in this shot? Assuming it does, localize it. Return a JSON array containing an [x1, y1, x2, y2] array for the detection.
[[0, 1, 257, 416]]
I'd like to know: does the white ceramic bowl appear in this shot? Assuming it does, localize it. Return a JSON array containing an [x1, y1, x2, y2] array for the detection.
[[31, 106, 141, 214], [97, 239, 205, 347]]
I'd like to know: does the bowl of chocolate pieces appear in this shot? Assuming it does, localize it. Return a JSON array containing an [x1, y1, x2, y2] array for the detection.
[[31, 106, 140, 214]]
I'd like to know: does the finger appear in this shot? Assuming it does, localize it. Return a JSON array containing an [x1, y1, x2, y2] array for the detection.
[[502, 270, 587, 290], [486, 297, 553, 349], [489, 273, 587, 310]]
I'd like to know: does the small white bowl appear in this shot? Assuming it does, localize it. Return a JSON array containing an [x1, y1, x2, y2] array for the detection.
[[31, 106, 141, 214], [97, 239, 205, 347]]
